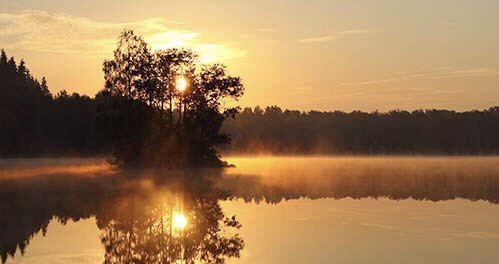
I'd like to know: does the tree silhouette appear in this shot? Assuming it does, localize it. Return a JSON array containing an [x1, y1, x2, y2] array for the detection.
[[222, 106, 499, 155], [2, 47, 499, 158], [0, 49, 102, 157], [99, 30, 244, 168]]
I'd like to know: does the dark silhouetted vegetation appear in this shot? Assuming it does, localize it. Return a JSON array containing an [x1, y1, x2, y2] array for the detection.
[[2, 47, 499, 160], [0, 29, 245, 167], [223, 106, 499, 155], [98, 30, 244, 167], [0, 49, 99, 157]]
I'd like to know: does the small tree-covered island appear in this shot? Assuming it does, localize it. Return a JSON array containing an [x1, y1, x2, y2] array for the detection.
[[4, 31, 499, 163], [98, 30, 244, 168]]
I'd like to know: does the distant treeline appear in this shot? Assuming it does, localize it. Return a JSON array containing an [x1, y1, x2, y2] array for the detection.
[[2, 49, 499, 157], [223, 106, 499, 154]]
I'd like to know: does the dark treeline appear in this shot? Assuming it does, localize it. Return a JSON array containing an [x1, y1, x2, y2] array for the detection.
[[0, 49, 99, 157], [223, 106, 499, 155], [2, 48, 499, 157]]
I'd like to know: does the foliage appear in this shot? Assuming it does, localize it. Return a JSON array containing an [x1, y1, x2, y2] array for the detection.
[[223, 106, 499, 154], [99, 30, 244, 167], [0, 49, 99, 157], [3, 47, 499, 158]]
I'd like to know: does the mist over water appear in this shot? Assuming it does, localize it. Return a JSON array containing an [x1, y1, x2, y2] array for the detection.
[[2, 2, 499, 263], [222, 156, 499, 203], [2, 156, 499, 263]]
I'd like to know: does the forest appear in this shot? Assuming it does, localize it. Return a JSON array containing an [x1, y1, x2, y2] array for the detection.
[[2, 48, 499, 159], [0, 28, 245, 168], [223, 106, 499, 154], [0, 49, 99, 157]]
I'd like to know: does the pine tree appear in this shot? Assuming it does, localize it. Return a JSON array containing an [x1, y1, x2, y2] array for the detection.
[[17, 59, 27, 76], [7, 57, 16, 72], [0, 49, 7, 65], [40, 77, 51, 97]]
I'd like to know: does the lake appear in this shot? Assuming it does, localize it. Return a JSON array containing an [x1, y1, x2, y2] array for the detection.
[[2, 156, 499, 264]]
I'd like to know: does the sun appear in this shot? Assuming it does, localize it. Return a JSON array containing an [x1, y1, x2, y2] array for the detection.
[[172, 212, 188, 229], [176, 77, 187, 92]]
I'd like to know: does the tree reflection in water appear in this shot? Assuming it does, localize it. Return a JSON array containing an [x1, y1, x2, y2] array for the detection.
[[0, 169, 244, 264], [4, 157, 499, 263], [97, 182, 243, 264]]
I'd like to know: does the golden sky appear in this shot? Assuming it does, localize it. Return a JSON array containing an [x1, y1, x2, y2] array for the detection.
[[2, 0, 499, 111]]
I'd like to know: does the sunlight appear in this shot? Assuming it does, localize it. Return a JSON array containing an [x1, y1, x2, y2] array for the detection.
[[176, 76, 187, 92], [147, 31, 200, 51], [172, 212, 188, 229], [147, 32, 246, 64]]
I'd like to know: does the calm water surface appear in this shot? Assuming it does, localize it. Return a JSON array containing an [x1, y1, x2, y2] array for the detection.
[[2, 156, 499, 263]]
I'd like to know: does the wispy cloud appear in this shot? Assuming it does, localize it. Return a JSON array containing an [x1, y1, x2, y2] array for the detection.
[[449, 231, 499, 240], [299, 35, 337, 43], [342, 67, 499, 86], [299, 28, 375, 43], [337, 29, 376, 35], [0, 10, 245, 62]]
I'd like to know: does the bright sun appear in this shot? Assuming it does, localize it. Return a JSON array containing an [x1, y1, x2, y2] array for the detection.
[[176, 77, 187, 92], [172, 212, 188, 229]]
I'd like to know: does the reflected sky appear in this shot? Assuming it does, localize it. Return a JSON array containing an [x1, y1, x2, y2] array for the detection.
[[0, 167, 244, 263], [2, 156, 499, 263]]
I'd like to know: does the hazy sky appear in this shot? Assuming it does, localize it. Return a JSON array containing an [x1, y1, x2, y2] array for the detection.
[[1, 0, 499, 111]]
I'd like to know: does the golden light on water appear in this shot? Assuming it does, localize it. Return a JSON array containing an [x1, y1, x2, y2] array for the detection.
[[176, 77, 187, 92], [172, 212, 188, 229]]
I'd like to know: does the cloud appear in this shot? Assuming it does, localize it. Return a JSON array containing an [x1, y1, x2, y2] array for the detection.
[[299, 28, 375, 43], [342, 67, 499, 86], [337, 29, 376, 35], [0, 10, 245, 62], [299, 35, 337, 43]]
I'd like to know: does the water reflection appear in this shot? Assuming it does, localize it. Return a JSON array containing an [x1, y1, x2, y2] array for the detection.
[[0, 168, 243, 263], [222, 157, 499, 204], [2, 157, 499, 263]]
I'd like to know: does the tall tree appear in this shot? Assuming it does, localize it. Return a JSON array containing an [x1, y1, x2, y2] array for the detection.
[[99, 30, 245, 168], [103, 30, 152, 100]]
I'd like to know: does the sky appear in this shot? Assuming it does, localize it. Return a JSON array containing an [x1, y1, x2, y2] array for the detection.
[[1, 0, 499, 111]]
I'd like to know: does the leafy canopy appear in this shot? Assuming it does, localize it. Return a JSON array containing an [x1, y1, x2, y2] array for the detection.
[[100, 30, 244, 168]]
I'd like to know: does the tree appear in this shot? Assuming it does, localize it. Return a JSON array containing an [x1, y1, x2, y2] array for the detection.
[[17, 59, 27, 76], [40, 77, 51, 97], [103, 30, 154, 101], [155, 48, 197, 126], [180, 64, 244, 163], [99, 30, 244, 168], [6, 57, 16, 72], [0, 49, 7, 65]]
